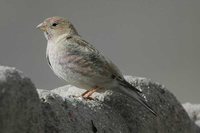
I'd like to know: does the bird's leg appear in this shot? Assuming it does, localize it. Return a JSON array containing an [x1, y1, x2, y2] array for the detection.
[[81, 86, 100, 100], [81, 89, 91, 97]]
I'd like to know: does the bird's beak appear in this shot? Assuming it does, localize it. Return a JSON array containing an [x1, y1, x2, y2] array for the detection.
[[36, 22, 46, 31]]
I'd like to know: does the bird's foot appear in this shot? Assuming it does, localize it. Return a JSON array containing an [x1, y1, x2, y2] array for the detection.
[[81, 86, 101, 101], [82, 96, 94, 100], [69, 94, 94, 100]]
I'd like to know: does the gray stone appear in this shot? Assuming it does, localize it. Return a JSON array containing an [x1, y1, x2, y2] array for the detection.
[[183, 103, 200, 132], [0, 65, 198, 133], [38, 76, 197, 133], [0, 66, 44, 133]]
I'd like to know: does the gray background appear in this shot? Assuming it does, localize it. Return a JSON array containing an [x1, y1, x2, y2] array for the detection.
[[0, 0, 199, 103]]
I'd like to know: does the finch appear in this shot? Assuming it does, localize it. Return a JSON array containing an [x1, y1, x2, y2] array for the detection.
[[37, 16, 156, 116]]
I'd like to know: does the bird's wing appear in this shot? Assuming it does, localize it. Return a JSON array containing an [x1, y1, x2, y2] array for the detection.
[[65, 35, 123, 78], [65, 35, 142, 93]]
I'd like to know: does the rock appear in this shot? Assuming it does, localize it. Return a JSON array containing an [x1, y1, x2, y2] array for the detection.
[[183, 103, 200, 126], [0, 66, 44, 133], [183, 103, 200, 132], [38, 76, 197, 133], [0, 65, 198, 133]]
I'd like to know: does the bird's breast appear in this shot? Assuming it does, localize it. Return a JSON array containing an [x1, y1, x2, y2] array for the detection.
[[46, 41, 91, 84]]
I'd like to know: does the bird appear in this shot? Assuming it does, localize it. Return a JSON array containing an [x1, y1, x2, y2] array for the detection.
[[37, 16, 157, 116]]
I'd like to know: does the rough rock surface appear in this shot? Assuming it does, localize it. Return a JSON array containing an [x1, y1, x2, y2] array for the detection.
[[183, 102, 200, 132], [38, 76, 197, 133], [0, 66, 44, 133], [0, 65, 199, 133]]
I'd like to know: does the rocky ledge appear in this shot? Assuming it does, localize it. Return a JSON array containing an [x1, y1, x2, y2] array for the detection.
[[0, 66, 199, 133]]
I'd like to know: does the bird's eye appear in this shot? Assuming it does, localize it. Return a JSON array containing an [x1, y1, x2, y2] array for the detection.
[[52, 23, 58, 27]]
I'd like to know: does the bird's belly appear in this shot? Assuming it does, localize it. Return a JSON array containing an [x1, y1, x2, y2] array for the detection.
[[49, 53, 96, 89], [47, 45, 114, 90]]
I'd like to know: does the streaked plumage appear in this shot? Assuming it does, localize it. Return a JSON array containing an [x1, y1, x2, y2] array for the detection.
[[37, 16, 157, 116]]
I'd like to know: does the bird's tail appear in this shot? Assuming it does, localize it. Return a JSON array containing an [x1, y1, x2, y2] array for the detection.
[[118, 86, 157, 116]]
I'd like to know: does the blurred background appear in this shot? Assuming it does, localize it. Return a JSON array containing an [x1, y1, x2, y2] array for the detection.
[[0, 0, 199, 103]]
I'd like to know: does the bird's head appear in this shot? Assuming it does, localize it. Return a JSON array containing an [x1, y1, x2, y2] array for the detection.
[[37, 16, 78, 40]]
